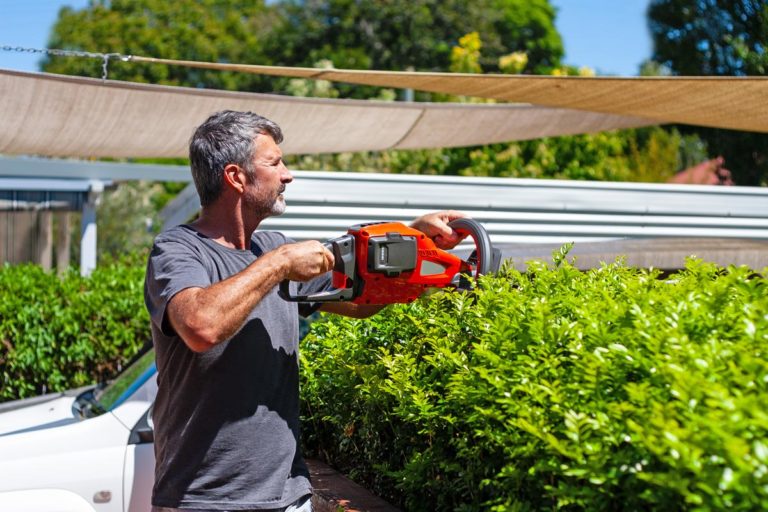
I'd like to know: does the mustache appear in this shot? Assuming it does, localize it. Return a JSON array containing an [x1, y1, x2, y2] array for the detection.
[[278, 185, 286, 195]]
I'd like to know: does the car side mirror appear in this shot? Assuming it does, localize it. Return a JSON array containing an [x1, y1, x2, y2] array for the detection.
[[128, 406, 154, 445]]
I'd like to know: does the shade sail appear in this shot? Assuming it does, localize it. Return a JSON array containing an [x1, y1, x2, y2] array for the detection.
[[0, 69, 657, 159], [130, 56, 768, 133]]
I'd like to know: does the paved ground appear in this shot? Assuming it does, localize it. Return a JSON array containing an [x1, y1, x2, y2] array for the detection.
[[307, 459, 401, 512]]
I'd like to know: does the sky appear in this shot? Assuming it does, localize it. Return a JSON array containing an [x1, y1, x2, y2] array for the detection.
[[551, 0, 653, 76], [0, 0, 653, 77]]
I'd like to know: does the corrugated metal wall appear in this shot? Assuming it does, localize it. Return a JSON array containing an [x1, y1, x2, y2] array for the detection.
[[7, 157, 766, 247], [254, 172, 768, 244], [4, 156, 766, 270]]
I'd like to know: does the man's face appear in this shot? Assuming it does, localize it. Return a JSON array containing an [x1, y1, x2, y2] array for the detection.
[[244, 134, 293, 218]]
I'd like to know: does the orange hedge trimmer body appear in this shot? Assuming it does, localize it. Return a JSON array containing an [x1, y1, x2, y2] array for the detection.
[[280, 218, 499, 305]]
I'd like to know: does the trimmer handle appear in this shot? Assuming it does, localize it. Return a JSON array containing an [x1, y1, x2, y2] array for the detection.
[[448, 218, 500, 278], [277, 235, 357, 302]]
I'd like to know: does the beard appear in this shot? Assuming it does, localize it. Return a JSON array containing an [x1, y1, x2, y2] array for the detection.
[[269, 191, 287, 216], [247, 183, 286, 218]]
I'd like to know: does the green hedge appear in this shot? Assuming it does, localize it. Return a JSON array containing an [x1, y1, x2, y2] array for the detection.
[[300, 254, 768, 511], [0, 254, 150, 401], [4, 250, 767, 510]]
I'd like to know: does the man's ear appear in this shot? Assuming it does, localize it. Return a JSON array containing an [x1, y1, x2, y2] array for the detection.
[[223, 164, 247, 194]]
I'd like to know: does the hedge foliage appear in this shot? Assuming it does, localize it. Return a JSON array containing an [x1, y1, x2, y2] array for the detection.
[[0, 254, 150, 401], [300, 253, 768, 511]]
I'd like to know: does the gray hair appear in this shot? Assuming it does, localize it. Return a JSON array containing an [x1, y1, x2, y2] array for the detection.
[[189, 110, 284, 207]]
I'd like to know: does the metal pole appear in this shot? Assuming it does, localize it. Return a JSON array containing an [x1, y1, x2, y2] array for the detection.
[[80, 181, 104, 276]]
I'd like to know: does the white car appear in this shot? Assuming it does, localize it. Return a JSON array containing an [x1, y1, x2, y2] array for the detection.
[[0, 347, 157, 512]]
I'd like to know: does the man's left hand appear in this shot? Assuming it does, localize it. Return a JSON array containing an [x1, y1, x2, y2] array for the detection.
[[410, 210, 469, 250]]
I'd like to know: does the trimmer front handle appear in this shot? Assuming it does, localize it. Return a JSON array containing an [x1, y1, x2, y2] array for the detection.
[[277, 235, 357, 302]]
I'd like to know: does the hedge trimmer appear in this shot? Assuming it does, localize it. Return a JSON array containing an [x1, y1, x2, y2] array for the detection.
[[279, 218, 500, 305]]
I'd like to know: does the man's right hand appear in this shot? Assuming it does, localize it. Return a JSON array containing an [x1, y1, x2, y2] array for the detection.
[[278, 240, 335, 281]]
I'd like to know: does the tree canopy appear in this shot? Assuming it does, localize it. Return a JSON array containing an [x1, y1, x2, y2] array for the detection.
[[43, 0, 275, 91], [42, 0, 563, 95], [648, 0, 768, 184], [268, 0, 563, 75], [649, 0, 767, 76]]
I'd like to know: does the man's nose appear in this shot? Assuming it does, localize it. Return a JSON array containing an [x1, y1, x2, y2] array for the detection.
[[280, 162, 293, 183]]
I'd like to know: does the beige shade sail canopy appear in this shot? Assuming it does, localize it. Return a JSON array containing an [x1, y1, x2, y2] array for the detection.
[[130, 56, 768, 134], [0, 69, 660, 159]]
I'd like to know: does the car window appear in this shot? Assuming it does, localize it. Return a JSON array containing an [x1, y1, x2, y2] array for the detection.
[[75, 347, 157, 419], [95, 348, 157, 411]]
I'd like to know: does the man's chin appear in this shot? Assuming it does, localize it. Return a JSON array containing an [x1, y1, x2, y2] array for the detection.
[[268, 198, 287, 217]]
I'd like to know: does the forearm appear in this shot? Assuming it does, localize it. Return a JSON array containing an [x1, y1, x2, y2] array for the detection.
[[168, 249, 289, 351]]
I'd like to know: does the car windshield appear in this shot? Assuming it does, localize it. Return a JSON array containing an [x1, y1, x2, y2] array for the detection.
[[75, 347, 156, 419]]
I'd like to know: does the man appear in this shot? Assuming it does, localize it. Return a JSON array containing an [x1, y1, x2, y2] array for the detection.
[[144, 110, 467, 511]]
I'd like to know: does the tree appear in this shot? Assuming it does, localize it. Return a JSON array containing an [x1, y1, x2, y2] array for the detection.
[[43, 0, 563, 84], [268, 0, 563, 99], [648, 0, 768, 184], [42, 0, 275, 91]]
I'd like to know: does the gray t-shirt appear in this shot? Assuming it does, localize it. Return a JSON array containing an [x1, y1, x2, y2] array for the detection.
[[144, 225, 330, 510]]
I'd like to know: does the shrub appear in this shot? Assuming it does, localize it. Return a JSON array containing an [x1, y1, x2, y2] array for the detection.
[[300, 254, 768, 511], [0, 251, 320, 402], [0, 253, 150, 401]]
